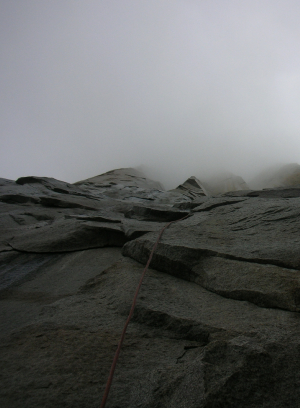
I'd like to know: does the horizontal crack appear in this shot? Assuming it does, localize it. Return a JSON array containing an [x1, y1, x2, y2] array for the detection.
[[6, 242, 123, 255]]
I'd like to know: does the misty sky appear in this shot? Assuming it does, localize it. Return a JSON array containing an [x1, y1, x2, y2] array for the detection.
[[1, 0, 300, 188]]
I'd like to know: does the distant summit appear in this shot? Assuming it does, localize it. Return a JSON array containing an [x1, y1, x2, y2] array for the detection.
[[74, 164, 300, 196], [200, 172, 249, 196], [75, 167, 164, 190], [249, 163, 300, 190]]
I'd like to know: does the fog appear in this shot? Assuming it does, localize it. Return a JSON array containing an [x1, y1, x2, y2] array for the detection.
[[1, 0, 300, 189]]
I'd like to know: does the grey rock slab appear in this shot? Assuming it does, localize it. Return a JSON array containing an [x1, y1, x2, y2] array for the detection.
[[123, 196, 300, 311], [3, 166, 300, 407], [0, 251, 56, 292], [135, 335, 300, 408], [192, 257, 300, 312], [197, 336, 300, 408], [90, 185, 157, 202], [121, 218, 165, 240], [0, 177, 104, 209], [0, 247, 123, 338], [56, 258, 300, 407], [0, 322, 202, 408], [38, 194, 105, 211], [1, 252, 300, 407], [0, 179, 43, 199], [0, 178, 15, 186], [123, 197, 300, 274], [192, 196, 249, 212], [125, 204, 189, 222], [76, 258, 300, 342], [0, 178, 64, 204], [0, 207, 114, 252], [8, 219, 126, 252], [74, 168, 197, 207], [64, 213, 122, 223], [173, 196, 208, 210], [1, 204, 66, 228], [16, 176, 86, 196], [9, 208, 62, 224], [87, 184, 192, 206], [1, 248, 123, 297], [152, 190, 195, 205], [0, 193, 40, 205]]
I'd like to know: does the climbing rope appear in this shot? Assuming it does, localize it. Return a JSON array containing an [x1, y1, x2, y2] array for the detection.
[[100, 214, 190, 408]]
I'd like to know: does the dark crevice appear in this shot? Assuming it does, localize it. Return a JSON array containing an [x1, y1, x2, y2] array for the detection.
[[200, 287, 300, 313], [132, 306, 225, 345], [193, 199, 248, 212], [5, 223, 166, 255], [6, 242, 125, 255], [176, 346, 202, 364], [141, 241, 299, 272], [210, 252, 297, 270], [0, 248, 15, 253], [0, 289, 71, 304]]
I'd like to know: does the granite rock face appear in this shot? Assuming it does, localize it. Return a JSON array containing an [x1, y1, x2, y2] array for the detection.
[[1, 167, 300, 408]]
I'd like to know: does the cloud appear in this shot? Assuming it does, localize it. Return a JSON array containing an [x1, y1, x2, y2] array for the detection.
[[1, 0, 300, 188]]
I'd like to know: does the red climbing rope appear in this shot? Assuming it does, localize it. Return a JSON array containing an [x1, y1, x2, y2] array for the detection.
[[100, 214, 190, 408]]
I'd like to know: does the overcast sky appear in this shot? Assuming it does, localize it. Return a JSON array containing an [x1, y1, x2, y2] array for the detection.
[[1, 0, 300, 188]]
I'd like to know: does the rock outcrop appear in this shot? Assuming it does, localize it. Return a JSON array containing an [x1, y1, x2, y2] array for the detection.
[[1, 167, 300, 408], [170, 176, 208, 198]]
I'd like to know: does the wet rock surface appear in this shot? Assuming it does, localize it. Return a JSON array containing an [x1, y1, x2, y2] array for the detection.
[[1, 167, 300, 407]]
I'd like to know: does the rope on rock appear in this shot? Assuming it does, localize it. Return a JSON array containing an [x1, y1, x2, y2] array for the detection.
[[100, 214, 190, 408]]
